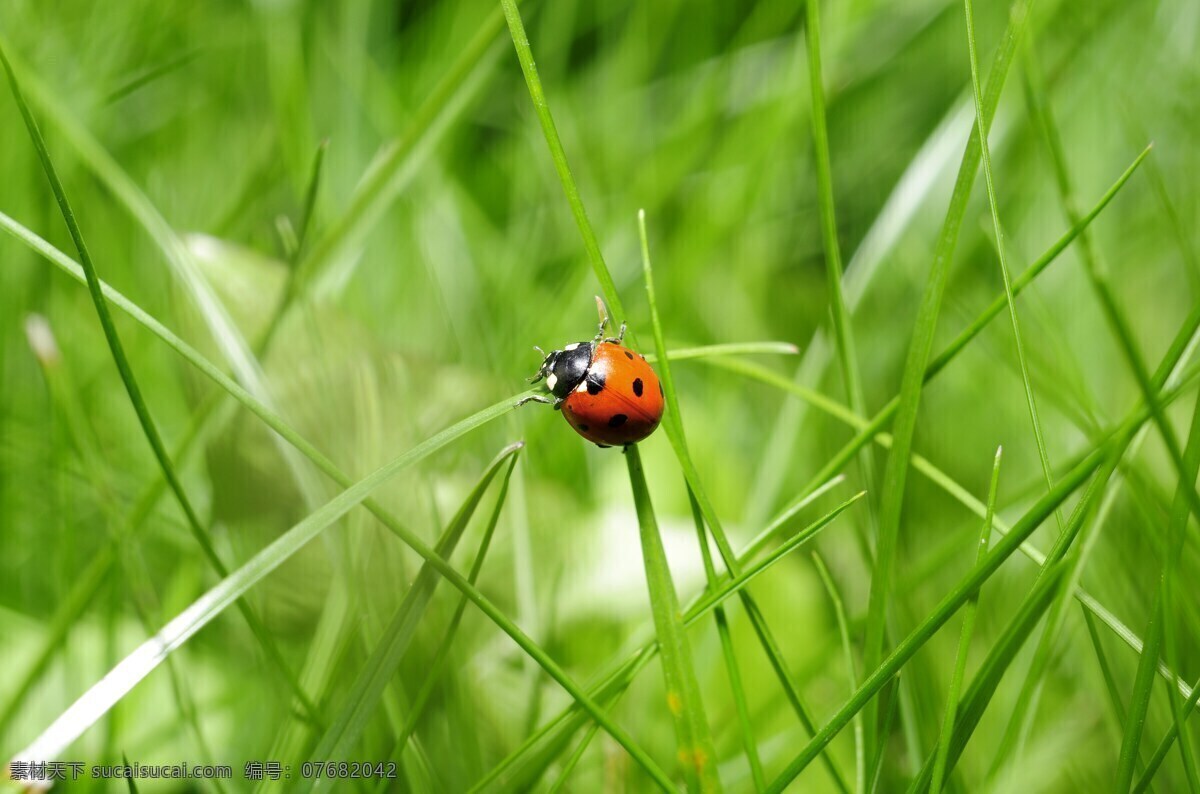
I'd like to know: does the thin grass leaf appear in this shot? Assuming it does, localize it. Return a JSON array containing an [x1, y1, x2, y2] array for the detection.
[[25, 320, 219, 780], [861, 0, 1034, 765], [471, 490, 862, 793], [499, 0, 625, 326], [930, 445, 1002, 793], [298, 6, 507, 296], [0, 42, 321, 725], [626, 445, 722, 792], [803, 0, 874, 525], [1137, 672, 1200, 793], [705, 354, 1200, 698], [639, 210, 851, 792], [688, 487, 765, 791], [731, 143, 1146, 524], [905, 560, 1071, 792], [10, 396, 522, 765], [0, 139, 331, 740], [302, 448, 521, 790], [811, 551, 864, 794], [546, 719, 603, 794], [645, 342, 799, 362], [1118, 367, 1200, 789], [962, 0, 1059, 532], [762, 432, 1124, 791], [388, 455, 514, 762], [961, 0, 1070, 769]]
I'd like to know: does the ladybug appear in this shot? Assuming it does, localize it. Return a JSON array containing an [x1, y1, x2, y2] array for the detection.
[[519, 318, 665, 448]]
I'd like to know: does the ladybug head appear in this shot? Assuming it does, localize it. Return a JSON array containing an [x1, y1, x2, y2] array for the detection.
[[531, 341, 594, 398]]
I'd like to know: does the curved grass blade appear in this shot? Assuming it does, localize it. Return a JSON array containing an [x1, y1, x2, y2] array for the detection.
[[811, 551, 864, 794], [704, 355, 1200, 694], [767, 309, 1200, 792], [645, 342, 799, 363], [803, 0, 874, 524], [0, 42, 320, 725], [499, 0, 626, 326], [388, 452, 517, 762], [1117, 369, 1200, 789], [861, 0, 1034, 764], [470, 490, 862, 793], [1135, 673, 1200, 792], [0, 190, 797, 761], [960, 0, 1068, 769], [930, 446, 1002, 793], [962, 0, 1060, 530], [763, 441, 1104, 793], [0, 193, 840, 793], [905, 559, 1071, 792], [10, 409, 522, 765], [688, 488, 764, 791], [298, 6, 508, 296], [639, 211, 851, 793], [303, 447, 521, 790], [626, 445, 722, 792]]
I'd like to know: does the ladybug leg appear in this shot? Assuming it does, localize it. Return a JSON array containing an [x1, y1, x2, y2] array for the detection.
[[514, 394, 554, 408], [603, 321, 627, 344]]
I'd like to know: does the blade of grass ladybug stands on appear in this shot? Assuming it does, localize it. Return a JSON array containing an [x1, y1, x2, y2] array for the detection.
[[468, 487, 862, 794], [640, 209, 854, 793]]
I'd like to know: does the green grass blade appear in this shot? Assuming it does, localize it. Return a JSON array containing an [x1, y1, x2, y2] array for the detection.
[[906, 559, 1072, 792], [961, 0, 1069, 768], [499, 0, 625, 325], [626, 445, 722, 792], [704, 354, 1200, 697], [930, 446, 1002, 792], [811, 551, 864, 794], [763, 435, 1112, 792], [962, 0, 1059, 532], [1136, 673, 1200, 792], [9, 403, 522, 765], [389, 454, 516, 762], [302, 447, 521, 788], [645, 342, 799, 363], [861, 1, 1034, 763], [0, 41, 320, 726], [471, 489, 862, 793], [546, 719, 604, 794], [688, 487, 764, 790], [298, 6, 507, 295], [639, 210, 851, 793], [803, 0, 874, 518], [1117, 366, 1200, 789]]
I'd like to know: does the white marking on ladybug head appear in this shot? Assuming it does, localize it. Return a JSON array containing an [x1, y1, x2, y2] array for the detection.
[[576, 381, 588, 393], [564, 342, 580, 351], [546, 373, 558, 391]]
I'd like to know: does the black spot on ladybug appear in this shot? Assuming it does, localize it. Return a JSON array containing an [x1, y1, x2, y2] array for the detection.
[[624, 350, 634, 360], [586, 372, 606, 395], [632, 378, 644, 397], [608, 414, 628, 428], [579, 424, 589, 432]]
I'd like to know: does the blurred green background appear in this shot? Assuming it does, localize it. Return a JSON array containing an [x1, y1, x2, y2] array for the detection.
[[1, 0, 1198, 791]]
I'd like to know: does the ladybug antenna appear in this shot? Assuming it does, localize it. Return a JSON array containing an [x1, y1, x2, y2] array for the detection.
[[528, 346, 549, 383]]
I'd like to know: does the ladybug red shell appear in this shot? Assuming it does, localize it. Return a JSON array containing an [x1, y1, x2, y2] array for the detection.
[[522, 332, 665, 448]]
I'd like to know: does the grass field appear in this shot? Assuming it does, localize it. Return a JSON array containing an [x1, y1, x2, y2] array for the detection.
[[1, 0, 1199, 791]]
